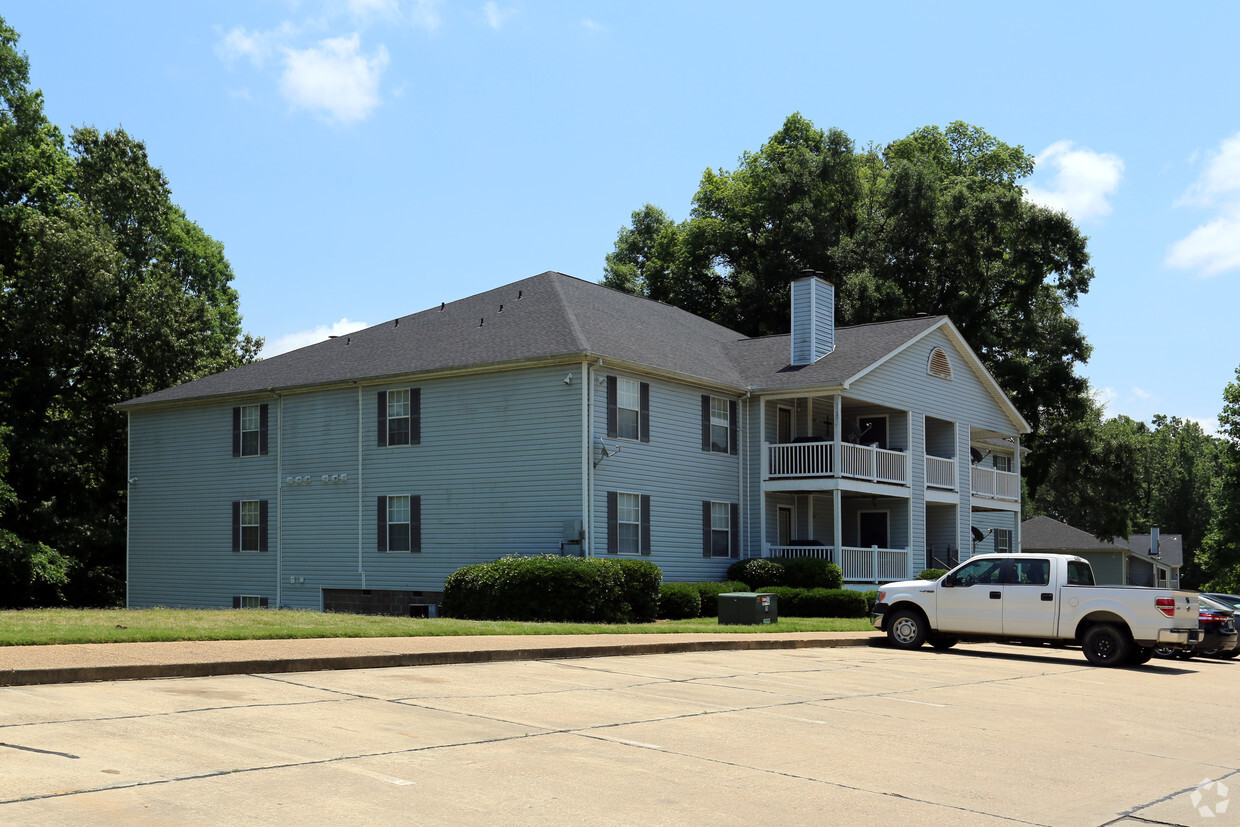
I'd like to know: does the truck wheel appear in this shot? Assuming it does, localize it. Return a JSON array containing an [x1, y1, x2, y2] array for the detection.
[[1081, 623, 1132, 667], [1152, 645, 1178, 659], [928, 634, 959, 650], [1126, 646, 1154, 666], [887, 609, 928, 650]]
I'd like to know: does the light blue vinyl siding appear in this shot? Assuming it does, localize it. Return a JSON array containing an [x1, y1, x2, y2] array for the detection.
[[128, 398, 279, 608], [1077, 551, 1124, 585], [593, 370, 741, 581]]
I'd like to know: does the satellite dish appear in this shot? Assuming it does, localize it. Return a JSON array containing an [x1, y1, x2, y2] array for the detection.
[[845, 420, 871, 444], [970, 526, 986, 543], [970, 447, 991, 464]]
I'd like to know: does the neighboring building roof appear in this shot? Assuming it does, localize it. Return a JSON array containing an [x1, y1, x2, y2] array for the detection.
[[1126, 534, 1184, 568], [117, 270, 1012, 422], [1020, 516, 1129, 552]]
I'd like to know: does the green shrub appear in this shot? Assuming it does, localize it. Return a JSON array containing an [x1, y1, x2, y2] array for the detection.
[[860, 590, 879, 613], [726, 558, 785, 589], [780, 556, 843, 590], [917, 568, 947, 581], [693, 581, 750, 616], [658, 583, 701, 620], [441, 555, 661, 623], [616, 558, 662, 623], [759, 587, 869, 618]]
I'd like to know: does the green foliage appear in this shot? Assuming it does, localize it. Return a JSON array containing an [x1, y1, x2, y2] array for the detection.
[[657, 583, 701, 620], [1199, 366, 1240, 592], [860, 590, 879, 613], [726, 557, 785, 589], [439, 555, 662, 623], [604, 113, 1097, 505], [917, 569, 947, 581], [780, 557, 843, 589], [759, 587, 869, 618], [693, 581, 750, 616], [0, 17, 260, 605]]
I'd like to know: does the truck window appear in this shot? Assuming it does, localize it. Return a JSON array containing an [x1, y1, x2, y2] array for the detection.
[[1067, 561, 1095, 586], [953, 559, 1004, 587], [1011, 558, 1049, 586]]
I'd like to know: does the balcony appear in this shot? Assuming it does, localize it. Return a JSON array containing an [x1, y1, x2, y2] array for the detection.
[[767, 442, 908, 486], [925, 455, 956, 490], [971, 466, 1020, 501], [767, 544, 910, 583]]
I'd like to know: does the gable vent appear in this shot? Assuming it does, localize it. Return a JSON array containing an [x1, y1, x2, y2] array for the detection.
[[928, 347, 952, 380]]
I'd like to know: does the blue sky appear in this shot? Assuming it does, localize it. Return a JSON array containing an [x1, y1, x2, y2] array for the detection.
[[8, 1, 1239, 432]]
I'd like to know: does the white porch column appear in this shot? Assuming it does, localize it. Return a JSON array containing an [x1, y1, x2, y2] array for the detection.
[[833, 488, 842, 569], [833, 394, 842, 477], [1013, 434, 1022, 552]]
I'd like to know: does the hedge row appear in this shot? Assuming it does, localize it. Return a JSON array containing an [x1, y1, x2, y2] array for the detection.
[[725, 556, 843, 590], [440, 555, 661, 623], [757, 587, 868, 618], [657, 581, 751, 620]]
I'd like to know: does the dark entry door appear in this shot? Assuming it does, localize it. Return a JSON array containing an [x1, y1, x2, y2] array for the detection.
[[858, 511, 889, 549]]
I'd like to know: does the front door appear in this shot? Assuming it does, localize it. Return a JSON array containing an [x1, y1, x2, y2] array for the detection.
[[777, 506, 793, 547], [777, 407, 792, 444], [859, 416, 888, 449], [858, 511, 888, 549], [936, 556, 1006, 634]]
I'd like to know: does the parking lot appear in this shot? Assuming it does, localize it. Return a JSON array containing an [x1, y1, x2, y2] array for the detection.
[[1, 641, 1237, 825]]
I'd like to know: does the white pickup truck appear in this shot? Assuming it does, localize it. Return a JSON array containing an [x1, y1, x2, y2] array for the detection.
[[871, 553, 1201, 666]]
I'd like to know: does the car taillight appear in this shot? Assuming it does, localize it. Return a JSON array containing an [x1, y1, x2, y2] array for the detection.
[[1200, 612, 1229, 622], [1156, 597, 1176, 618]]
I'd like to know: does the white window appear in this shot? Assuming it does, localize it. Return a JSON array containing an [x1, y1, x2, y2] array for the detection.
[[239, 595, 262, 609], [240, 500, 261, 552], [709, 397, 730, 453], [710, 501, 731, 557], [387, 389, 411, 446], [994, 528, 1013, 554], [617, 378, 640, 440], [994, 454, 1013, 473], [387, 495, 411, 552], [617, 492, 641, 554], [239, 405, 261, 457]]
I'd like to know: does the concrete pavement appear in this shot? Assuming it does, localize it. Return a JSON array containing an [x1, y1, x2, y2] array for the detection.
[[0, 631, 882, 687]]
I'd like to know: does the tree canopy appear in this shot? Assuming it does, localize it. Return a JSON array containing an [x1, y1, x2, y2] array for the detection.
[[0, 16, 260, 606], [604, 113, 1094, 498]]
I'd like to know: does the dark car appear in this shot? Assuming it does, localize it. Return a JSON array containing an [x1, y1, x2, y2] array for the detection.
[[1154, 594, 1239, 660]]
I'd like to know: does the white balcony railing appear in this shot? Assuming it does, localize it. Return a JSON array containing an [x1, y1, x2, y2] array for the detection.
[[840, 546, 909, 583], [767, 442, 907, 485], [925, 455, 956, 490], [768, 545, 833, 561], [971, 467, 1020, 501]]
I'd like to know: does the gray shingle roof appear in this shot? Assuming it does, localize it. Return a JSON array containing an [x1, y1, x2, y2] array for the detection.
[[119, 271, 960, 408], [1020, 516, 1129, 551], [1126, 534, 1184, 568]]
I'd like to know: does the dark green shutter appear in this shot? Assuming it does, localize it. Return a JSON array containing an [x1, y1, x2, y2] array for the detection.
[[377, 391, 388, 447], [410, 388, 421, 445], [702, 501, 712, 557], [730, 502, 740, 558], [377, 496, 388, 551], [640, 495, 651, 556], [410, 495, 422, 553], [729, 400, 738, 455], [701, 395, 711, 451], [606, 376, 617, 438], [259, 404, 269, 455], [259, 500, 269, 552], [231, 501, 241, 552], [232, 407, 241, 457], [639, 382, 650, 443], [606, 491, 618, 554]]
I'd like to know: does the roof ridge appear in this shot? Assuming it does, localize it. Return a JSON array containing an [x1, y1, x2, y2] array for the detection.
[[545, 272, 592, 353]]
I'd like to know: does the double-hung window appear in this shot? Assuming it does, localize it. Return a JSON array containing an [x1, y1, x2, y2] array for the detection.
[[994, 454, 1013, 473], [231, 500, 268, 552], [703, 500, 739, 558], [377, 495, 421, 552], [994, 528, 1013, 554], [617, 379, 641, 441], [607, 491, 650, 555], [377, 389, 420, 447], [701, 395, 737, 454], [232, 404, 268, 457], [606, 376, 649, 442]]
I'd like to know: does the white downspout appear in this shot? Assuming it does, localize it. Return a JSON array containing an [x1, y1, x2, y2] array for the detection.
[[276, 394, 283, 607], [1014, 434, 1022, 552], [581, 360, 590, 556], [125, 411, 131, 608]]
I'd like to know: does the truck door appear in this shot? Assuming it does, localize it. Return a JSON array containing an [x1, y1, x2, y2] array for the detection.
[[1001, 557, 1057, 637], [936, 557, 1006, 633]]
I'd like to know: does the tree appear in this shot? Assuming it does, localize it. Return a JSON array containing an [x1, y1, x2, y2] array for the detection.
[[1199, 367, 1240, 592], [604, 114, 1096, 499], [0, 16, 260, 605]]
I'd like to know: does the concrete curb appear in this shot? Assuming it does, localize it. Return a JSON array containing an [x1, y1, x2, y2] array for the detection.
[[0, 635, 883, 687]]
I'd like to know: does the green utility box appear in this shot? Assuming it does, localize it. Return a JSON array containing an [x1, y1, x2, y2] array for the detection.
[[717, 592, 778, 625]]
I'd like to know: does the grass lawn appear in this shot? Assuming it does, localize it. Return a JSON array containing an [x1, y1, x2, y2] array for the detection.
[[0, 609, 875, 647]]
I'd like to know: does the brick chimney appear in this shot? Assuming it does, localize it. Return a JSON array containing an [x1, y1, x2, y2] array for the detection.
[[790, 270, 835, 365]]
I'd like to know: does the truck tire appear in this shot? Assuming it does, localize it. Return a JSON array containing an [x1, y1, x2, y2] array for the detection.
[[1126, 646, 1154, 666], [1081, 623, 1132, 667], [928, 634, 959, 650], [886, 609, 928, 650]]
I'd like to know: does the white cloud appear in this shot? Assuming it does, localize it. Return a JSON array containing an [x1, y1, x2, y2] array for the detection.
[[262, 318, 369, 358], [1025, 140, 1124, 221], [1093, 386, 1118, 412], [582, 18, 605, 33], [408, 0, 443, 30], [279, 34, 390, 123], [217, 26, 279, 67], [1131, 386, 1153, 401], [1167, 131, 1240, 277], [1189, 416, 1221, 437], [483, 2, 517, 29]]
